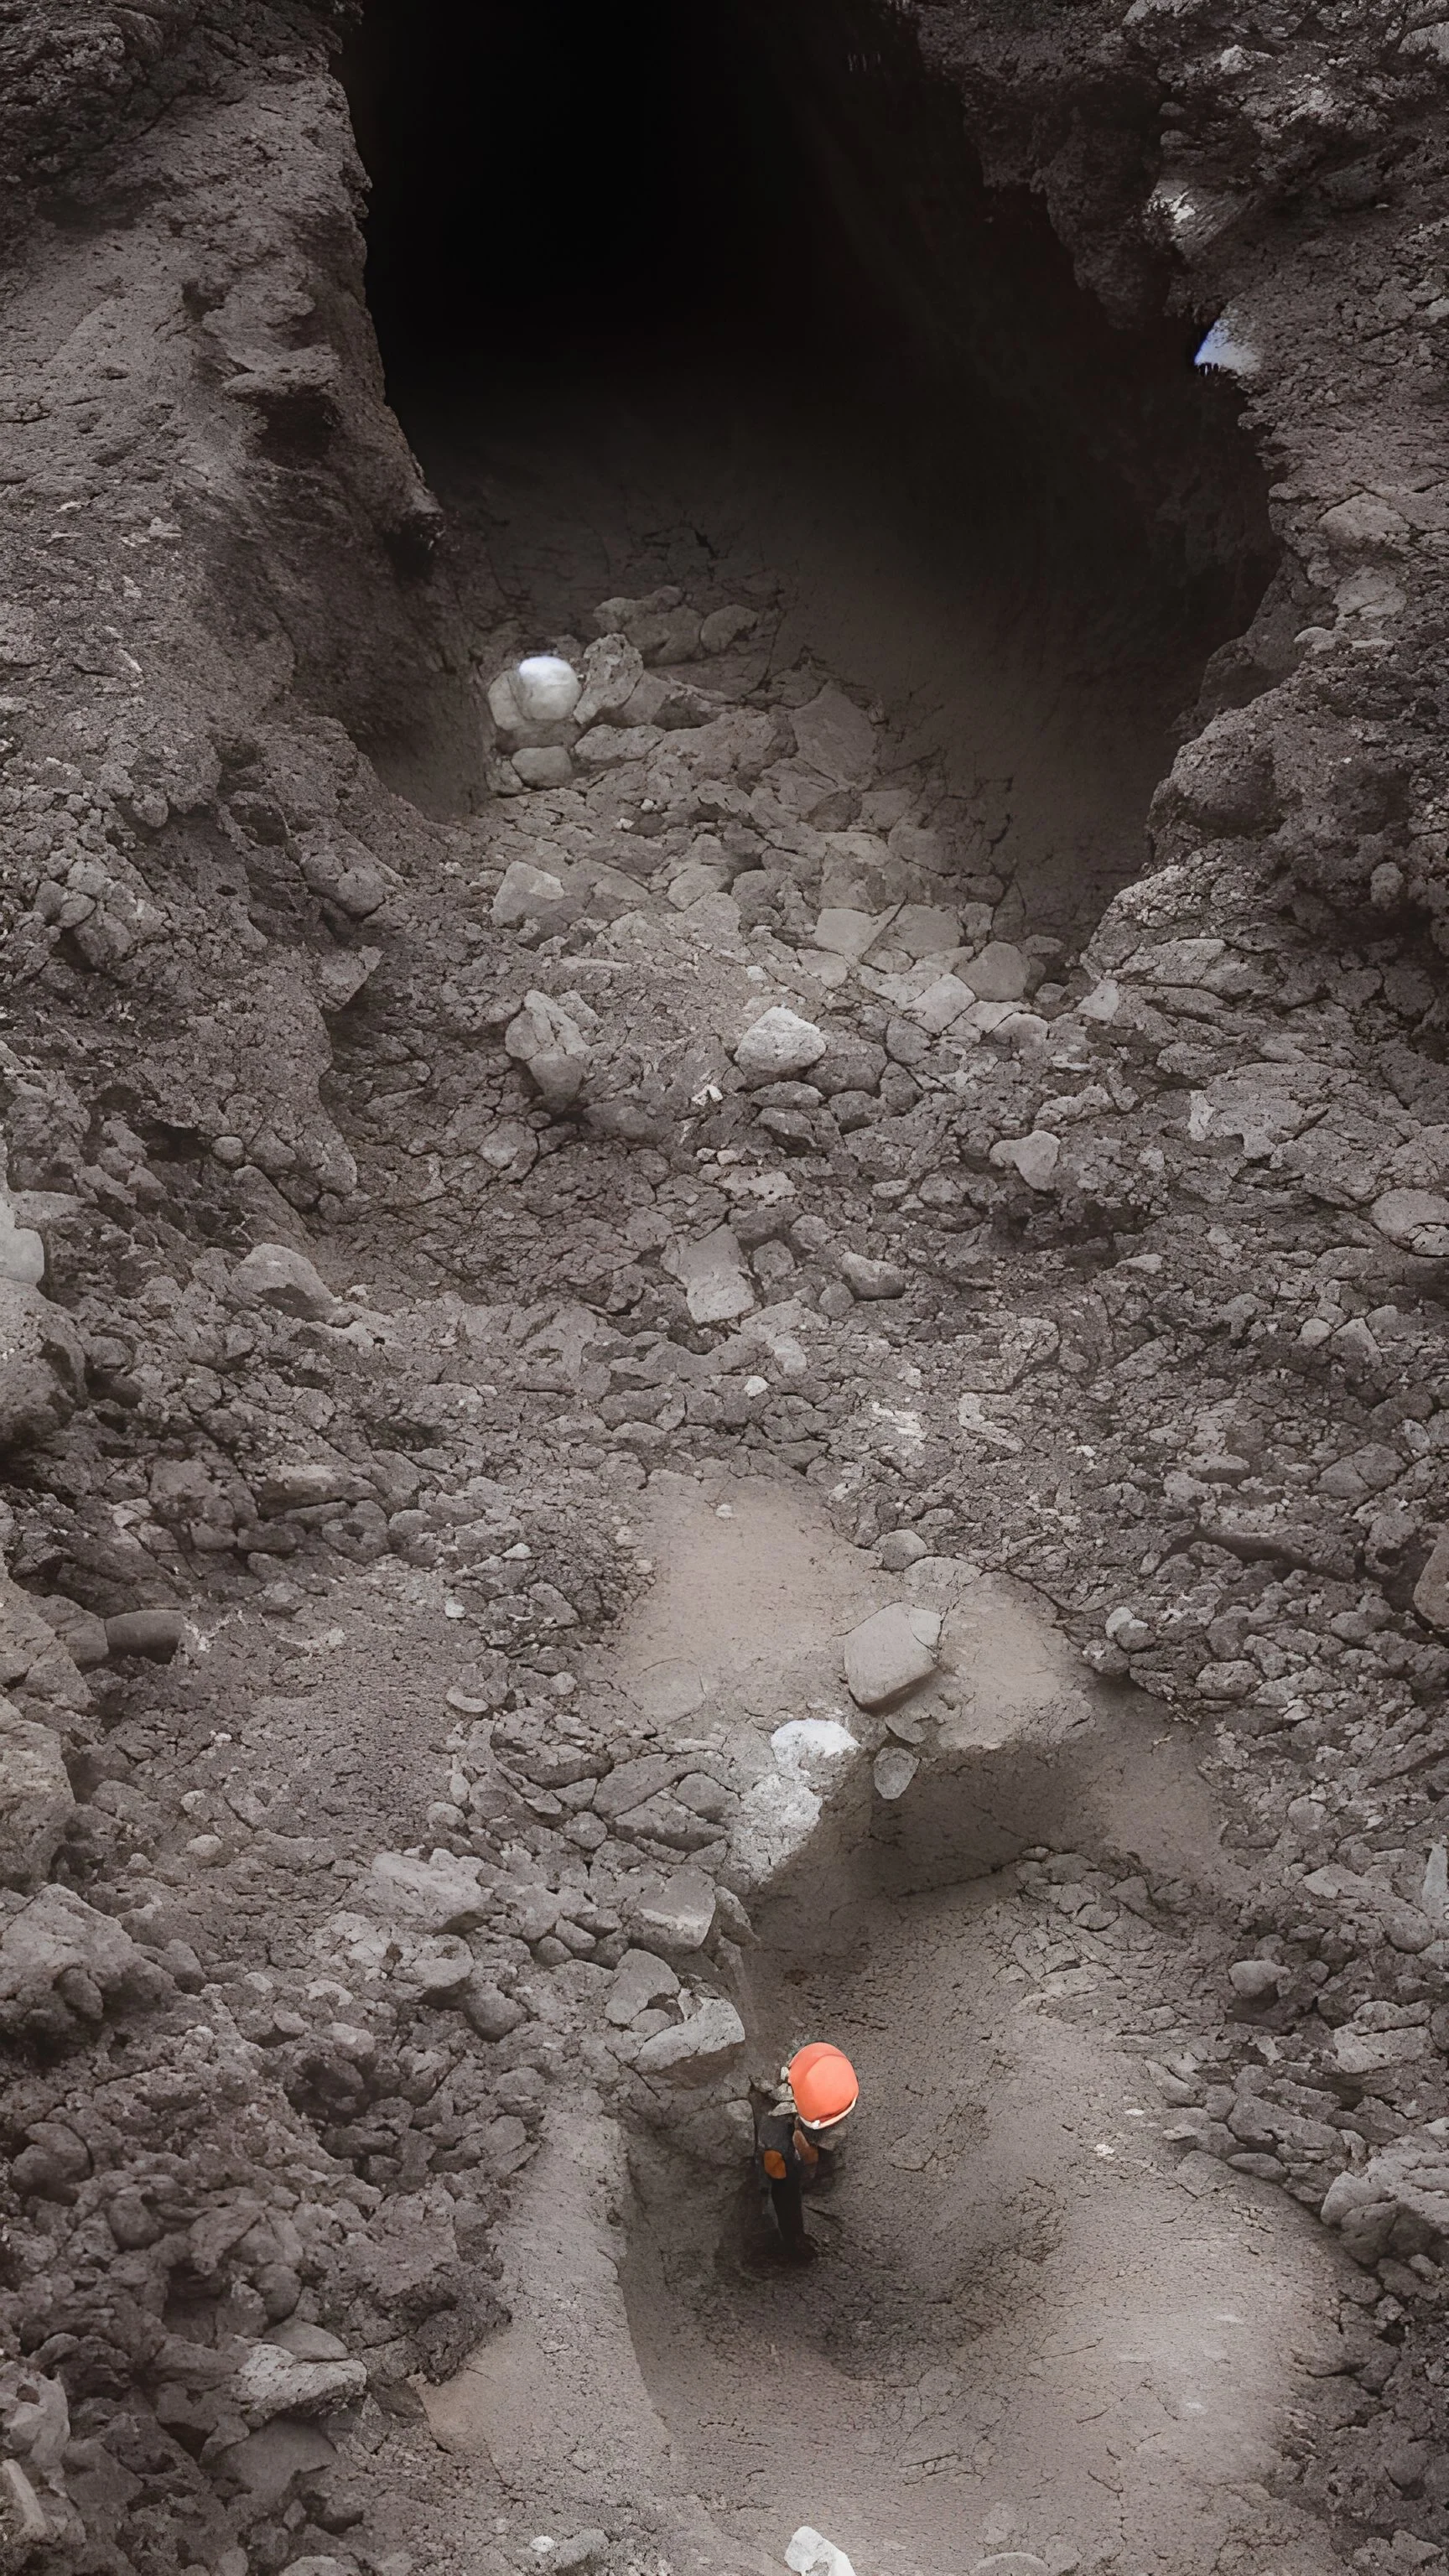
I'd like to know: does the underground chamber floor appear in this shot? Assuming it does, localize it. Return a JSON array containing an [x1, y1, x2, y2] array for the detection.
[[624, 1869, 1343, 2576]]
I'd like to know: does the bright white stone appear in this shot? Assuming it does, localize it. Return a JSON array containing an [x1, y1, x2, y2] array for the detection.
[[733, 1006, 827, 1085], [512, 655, 582, 723]]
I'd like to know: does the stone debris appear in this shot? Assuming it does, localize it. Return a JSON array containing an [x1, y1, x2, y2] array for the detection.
[[843, 1604, 942, 1710], [0, 9, 1443, 2569]]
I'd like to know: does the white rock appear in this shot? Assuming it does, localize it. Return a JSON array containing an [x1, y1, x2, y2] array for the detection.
[[733, 1006, 828, 1085], [674, 1225, 756, 1326], [233, 2343, 366, 2425], [873, 1745, 919, 1800], [1333, 2024, 1427, 2076], [730, 1766, 822, 1888], [512, 656, 581, 724], [770, 1717, 860, 1790], [0, 1216, 43, 1288], [787, 2530, 856, 2576], [843, 1603, 941, 1710], [1228, 1958, 1286, 2000]]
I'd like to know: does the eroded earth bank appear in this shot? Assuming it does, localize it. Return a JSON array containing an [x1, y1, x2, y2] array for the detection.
[[3, 7, 1449, 2576]]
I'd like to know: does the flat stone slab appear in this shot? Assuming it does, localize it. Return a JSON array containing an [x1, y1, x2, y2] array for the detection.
[[843, 1602, 941, 1710]]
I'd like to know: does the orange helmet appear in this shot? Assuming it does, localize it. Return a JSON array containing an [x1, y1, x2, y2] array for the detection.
[[787, 2043, 859, 2129]]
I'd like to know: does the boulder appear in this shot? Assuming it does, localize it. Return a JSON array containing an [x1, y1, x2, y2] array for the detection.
[[0, 1883, 162, 2037], [733, 1006, 828, 1086], [673, 1226, 755, 1326], [843, 1603, 941, 1710], [1413, 1527, 1449, 1630], [630, 1868, 716, 1955], [369, 1849, 490, 1933], [105, 1608, 184, 1661], [232, 1242, 338, 1319], [635, 1997, 745, 2083], [0, 1702, 73, 1887], [606, 1946, 681, 2026], [30, 1596, 108, 1670], [791, 686, 876, 784], [0, 1280, 85, 1451], [504, 990, 589, 1109], [233, 2343, 366, 2427]]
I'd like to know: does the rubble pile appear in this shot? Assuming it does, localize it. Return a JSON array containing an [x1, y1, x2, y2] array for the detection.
[[0, 0, 1446, 2571]]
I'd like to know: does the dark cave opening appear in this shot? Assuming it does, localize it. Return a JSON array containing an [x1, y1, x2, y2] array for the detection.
[[341, 0, 1280, 914]]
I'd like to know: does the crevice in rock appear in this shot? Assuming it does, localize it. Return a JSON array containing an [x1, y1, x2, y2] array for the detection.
[[342, 0, 1279, 928]]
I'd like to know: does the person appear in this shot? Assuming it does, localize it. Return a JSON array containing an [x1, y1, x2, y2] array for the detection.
[[754, 2042, 859, 2262]]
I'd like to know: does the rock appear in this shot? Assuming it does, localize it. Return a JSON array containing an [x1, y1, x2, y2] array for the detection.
[[964, 942, 1028, 1001], [970, 2561, 1051, 2576], [232, 1242, 338, 1319], [264, 2323, 350, 2361], [408, 1935, 475, 1995], [734, 1006, 828, 1085], [511, 656, 581, 724], [989, 1130, 1060, 1190], [446, 1653, 513, 1713], [1228, 1958, 1287, 2001], [315, 945, 381, 1013], [0, 1702, 73, 1888], [512, 746, 574, 789], [1414, 1528, 1449, 1630], [606, 1947, 681, 2025], [878, 1529, 928, 1572], [234, 2343, 366, 2426], [814, 907, 885, 962], [843, 1603, 941, 1710], [31, 1595, 108, 1668], [873, 1745, 918, 1800], [574, 634, 645, 726], [1370, 1188, 1449, 1254], [635, 1997, 745, 2083], [1333, 2024, 1428, 2076], [369, 1849, 490, 1932], [791, 687, 876, 783], [0, 2458, 49, 2552], [673, 1226, 756, 1326], [630, 1868, 716, 1955], [0, 1214, 44, 1288], [462, 1978, 527, 2040], [492, 860, 569, 927], [0, 1883, 154, 2035], [908, 971, 976, 1033], [0, 1280, 85, 1450], [105, 1608, 184, 1660], [504, 990, 589, 1109], [787, 2530, 857, 2576], [839, 1250, 906, 1300]]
